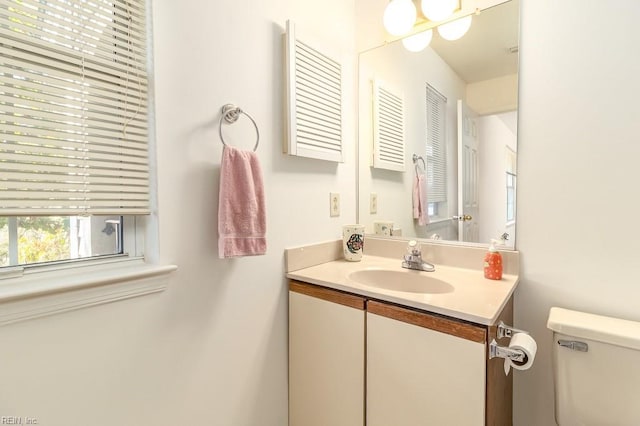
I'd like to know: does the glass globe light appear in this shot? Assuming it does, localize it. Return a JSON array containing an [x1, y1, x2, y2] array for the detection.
[[421, 0, 457, 22], [402, 30, 433, 52], [383, 0, 417, 36], [437, 15, 472, 41]]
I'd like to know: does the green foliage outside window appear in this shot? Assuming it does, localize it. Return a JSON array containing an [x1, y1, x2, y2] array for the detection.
[[0, 217, 70, 267]]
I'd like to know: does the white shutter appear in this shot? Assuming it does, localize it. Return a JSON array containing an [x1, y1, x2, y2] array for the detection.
[[0, 0, 150, 216], [426, 84, 447, 203], [285, 20, 343, 163], [372, 80, 405, 172]]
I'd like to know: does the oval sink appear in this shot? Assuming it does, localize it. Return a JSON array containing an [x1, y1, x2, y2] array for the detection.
[[348, 269, 454, 294]]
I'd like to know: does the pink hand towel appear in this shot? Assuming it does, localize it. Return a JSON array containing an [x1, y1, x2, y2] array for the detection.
[[413, 174, 420, 220], [218, 145, 266, 258], [412, 172, 430, 226]]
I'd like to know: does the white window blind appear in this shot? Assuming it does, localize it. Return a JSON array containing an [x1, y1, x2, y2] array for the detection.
[[426, 84, 447, 203], [0, 0, 150, 216]]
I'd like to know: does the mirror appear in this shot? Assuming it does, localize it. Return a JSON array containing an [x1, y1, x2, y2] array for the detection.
[[357, 0, 519, 249]]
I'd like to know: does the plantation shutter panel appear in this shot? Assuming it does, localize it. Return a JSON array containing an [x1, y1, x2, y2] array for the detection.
[[285, 20, 344, 163], [0, 0, 150, 216], [372, 80, 405, 172], [426, 84, 447, 203]]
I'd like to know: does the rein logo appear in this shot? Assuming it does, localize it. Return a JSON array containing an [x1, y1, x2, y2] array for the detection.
[[1, 417, 38, 425]]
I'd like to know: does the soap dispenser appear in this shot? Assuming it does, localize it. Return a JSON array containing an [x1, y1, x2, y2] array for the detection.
[[484, 239, 503, 280]]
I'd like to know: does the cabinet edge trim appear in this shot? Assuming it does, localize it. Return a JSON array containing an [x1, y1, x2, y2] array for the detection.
[[367, 300, 487, 343], [289, 280, 366, 310]]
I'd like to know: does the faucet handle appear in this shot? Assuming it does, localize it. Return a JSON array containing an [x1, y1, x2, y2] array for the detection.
[[407, 239, 421, 254]]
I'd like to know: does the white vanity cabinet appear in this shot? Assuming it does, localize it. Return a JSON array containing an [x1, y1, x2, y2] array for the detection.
[[289, 280, 514, 426], [367, 301, 486, 426], [288, 281, 366, 426]]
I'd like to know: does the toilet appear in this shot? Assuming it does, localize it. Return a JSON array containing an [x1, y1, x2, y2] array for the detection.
[[547, 307, 640, 426]]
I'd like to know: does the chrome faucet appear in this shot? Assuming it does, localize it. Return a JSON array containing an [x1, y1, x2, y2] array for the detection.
[[402, 240, 435, 272]]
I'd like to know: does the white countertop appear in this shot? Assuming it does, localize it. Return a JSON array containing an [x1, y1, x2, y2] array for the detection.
[[286, 255, 518, 326]]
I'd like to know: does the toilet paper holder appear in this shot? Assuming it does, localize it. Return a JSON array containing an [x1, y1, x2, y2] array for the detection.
[[496, 321, 529, 339], [489, 339, 526, 362], [489, 322, 531, 362]]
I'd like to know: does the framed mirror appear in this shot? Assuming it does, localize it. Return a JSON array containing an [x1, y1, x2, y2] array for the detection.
[[357, 0, 520, 249]]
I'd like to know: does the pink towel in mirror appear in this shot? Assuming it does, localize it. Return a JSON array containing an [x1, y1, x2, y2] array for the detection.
[[413, 172, 429, 226]]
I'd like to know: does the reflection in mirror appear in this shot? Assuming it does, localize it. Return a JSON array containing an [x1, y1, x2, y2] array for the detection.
[[358, 0, 519, 249]]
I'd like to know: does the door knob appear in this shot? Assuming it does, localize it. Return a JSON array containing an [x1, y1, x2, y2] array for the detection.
[[453, 215, 472, 222]]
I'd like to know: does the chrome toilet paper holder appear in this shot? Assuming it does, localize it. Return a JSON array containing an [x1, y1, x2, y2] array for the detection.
[[497, 321, 529, 339], [489, 339, 526, 362], [489, 322, 530, 362]]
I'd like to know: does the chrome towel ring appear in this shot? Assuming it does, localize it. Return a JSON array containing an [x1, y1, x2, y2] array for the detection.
[[219, 103, 260, 152], [412, 154, 426, 173]]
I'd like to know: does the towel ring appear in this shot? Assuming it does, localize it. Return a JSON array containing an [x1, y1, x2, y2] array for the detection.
[[412, 154, 426, 173], [219, 104, 260, 152]]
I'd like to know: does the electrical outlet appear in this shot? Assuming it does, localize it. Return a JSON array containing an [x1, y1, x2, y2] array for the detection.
[[330, 193, 340, 217], [370, 193, 378, 214]]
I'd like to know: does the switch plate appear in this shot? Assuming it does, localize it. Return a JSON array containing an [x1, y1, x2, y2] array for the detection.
[[330, 193, 340, 217], [370, 193, 378, 214]]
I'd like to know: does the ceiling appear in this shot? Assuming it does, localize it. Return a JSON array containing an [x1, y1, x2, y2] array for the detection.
[[429, 0, 520, 83]]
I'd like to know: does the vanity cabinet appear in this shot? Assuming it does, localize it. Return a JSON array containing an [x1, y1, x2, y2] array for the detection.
[[367, 301, 486, 425], [288, 281, 366, 426], [289, 280, 514, 426]]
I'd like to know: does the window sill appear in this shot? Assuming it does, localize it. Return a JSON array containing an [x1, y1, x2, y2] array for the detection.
[[0, 258, 177, 326]]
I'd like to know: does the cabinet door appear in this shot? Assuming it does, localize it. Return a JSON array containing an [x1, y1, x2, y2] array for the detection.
[[367, 302, 486, 426], [289, 282, 365, 426]]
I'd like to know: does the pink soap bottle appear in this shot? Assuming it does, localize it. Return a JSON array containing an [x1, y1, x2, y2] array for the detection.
[[484, 239, 503, 280]]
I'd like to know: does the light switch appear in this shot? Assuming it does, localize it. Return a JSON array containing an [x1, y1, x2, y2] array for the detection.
[[370, 193, 378, 214], [330, 193, 340, 217]]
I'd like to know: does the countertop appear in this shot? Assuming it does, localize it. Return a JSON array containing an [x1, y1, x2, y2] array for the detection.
[[286, 255, 518, 326]]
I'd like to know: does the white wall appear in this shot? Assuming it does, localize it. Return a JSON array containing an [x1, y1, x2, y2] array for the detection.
[[515, 1, 640, 425], [467, 73, 518, 115], [0, 1, 356, 425], [478, 111, 517, 246]]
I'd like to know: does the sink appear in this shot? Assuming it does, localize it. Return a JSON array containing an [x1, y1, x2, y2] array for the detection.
[[348, 269, 454, 294]]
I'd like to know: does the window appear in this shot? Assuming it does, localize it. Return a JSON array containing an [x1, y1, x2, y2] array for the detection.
[[0, 215, 126, 267], [506, 173, 516, 223], [427, 202, 437, 217], [0, 0, 150, 269], [505, 146, 517, 225], [425, 84, 447, 216]]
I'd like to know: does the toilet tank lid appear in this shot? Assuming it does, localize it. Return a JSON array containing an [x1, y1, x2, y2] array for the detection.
[[547, 307, 640, 351]]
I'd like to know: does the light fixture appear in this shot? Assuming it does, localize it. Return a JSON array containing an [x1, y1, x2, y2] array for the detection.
[[437, 15, 472, 40], [383, 0, 417, 36], [402, 30, 433, 52], [421, 0, 457, 22]]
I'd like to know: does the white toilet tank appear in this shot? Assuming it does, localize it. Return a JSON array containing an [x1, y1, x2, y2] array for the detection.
[[547, 307, 640, 426]]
